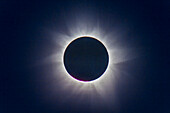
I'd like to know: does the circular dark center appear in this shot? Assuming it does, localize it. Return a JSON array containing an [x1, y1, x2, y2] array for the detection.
[[63, 36, 109, 82]]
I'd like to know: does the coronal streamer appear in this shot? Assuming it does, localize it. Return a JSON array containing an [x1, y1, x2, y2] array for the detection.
[[40, 12, 137, 108]]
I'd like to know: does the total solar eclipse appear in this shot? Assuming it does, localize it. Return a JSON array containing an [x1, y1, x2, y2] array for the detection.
[[63, 36, 109, 82]]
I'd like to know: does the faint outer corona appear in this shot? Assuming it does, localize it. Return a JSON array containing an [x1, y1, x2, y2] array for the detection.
[[63, 36, 109, 82]]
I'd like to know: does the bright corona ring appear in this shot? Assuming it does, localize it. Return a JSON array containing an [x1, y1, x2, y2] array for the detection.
[[63, 36, 109, 82], [38, 13, 134, 108]]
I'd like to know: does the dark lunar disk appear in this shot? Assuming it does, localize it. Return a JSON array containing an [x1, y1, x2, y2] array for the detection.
[[64, 36, 109, 82]]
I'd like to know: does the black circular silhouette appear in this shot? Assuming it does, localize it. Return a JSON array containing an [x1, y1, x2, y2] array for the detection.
[[63, 36, 109, 82]]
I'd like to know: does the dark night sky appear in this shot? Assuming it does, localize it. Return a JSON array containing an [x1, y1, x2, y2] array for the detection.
[[1, 0, 169, 113]]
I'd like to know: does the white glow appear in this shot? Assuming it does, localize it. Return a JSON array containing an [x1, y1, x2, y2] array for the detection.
[[50, 21, 121, 97], [38, 13, 138, 107], [55, 31, 114, 84]]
